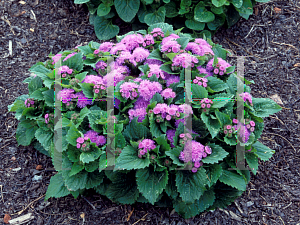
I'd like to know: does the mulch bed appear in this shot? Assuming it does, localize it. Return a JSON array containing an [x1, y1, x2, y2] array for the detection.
[[0, 0, 300, 224]]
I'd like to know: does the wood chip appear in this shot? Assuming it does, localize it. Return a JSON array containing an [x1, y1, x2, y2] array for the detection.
[[9, 213, 34, 225], [3, 214, 11, 224], [269, 94, 283, 105], [19, 1, 26, 4], [274, 7, 281, 13], [30, 28, 34, 32], [36, 165, 42, 170], [294, 63, 300, 67], [101, 207, 118, 214]]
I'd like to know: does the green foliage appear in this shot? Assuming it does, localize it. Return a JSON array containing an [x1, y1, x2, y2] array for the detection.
[[74, 0, 268, 40]]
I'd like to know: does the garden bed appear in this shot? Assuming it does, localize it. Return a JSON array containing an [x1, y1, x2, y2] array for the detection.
[[0, 0, 299, 224]]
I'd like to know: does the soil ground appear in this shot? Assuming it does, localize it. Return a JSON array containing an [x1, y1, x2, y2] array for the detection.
[[0, 0, 300, 224]]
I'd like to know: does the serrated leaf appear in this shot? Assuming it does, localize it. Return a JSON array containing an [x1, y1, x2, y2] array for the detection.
[[29, 65, 51, 80], [106, 171, 139, 204], [147, 48, 163, 61], [45, 173, 70, 201], [165, 172, 178, 199], [251, 98, 282, 117], [94, 16, 119, 41], [144, 6, 166, 26], [43, 89, 54, 107], [80, 148, 102, 164], [35, 128, 53, 151], [85, 160, 99, 172], [252, 141, 275, 161], [201, 143, 229, 164], [69, 162, 84, 176], [114, 0, 140, 22], [85, 170, 104, 189], [219, 170, 246, 191], [67, 145, 81, 162], [66, 123, 81, 146], [207, 76, 228, 92], [165, 145, 184, 166], [201, 113, 221, 139], [155, 135, 170, 152], [136, 168, 168, 204], [215, 110, 231, 127], [176, 168, 208, 203], [150, 116, 163, 138], [192, 83, 208, 99], [123, 117, 151, 142], [115, 145, 150, 170], [63, 52, 83, 72], [206, 163, 223, 187], [174, 189, 215, 219], [65, 170, 88, 191], [28, 76, 43, 95]]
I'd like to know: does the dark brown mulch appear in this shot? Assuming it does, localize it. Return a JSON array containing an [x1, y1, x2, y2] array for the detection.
[[1, 0, 300, 224]]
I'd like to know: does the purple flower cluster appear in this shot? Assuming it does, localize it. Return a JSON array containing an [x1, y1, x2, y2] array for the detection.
[[178, 104, 194, 117], [57, 88, 75, 104], [147, 64, 165, 79], [131, 47, 150, 65], [161, 33, 179, 45], [197, 66, 213, 77], [138, 80, 162, 101], [151, 28, 164, 39], [120, 34, 144, 51], [193, 76, 208, 87], [138, 139, 156, 158], [82, 75, 104, 85], [239, 92, 253, 105], [59, 65, 73, 78], [74, 91, 93, 108], [99, 42, 114, 52], [179, 140, 212, 172], [234, 122, 251, 143], [128, 108, 147, 122], [161, 40, 181, 53], [103, 64, 129, 87], [166, 75, 180, 87], [166, 129, 176, 148], [93, 83, 106, 95], [120, 82, 139, 100], [95, 61, 107, 70], [142, 34, 155, 47], [178, 132, 193, 144], [84, 130, 106, 147], [172, 53, 199, 69], [63, 52, 77, 62], [24, 98, 35, 108], [206, 58, 231, 76], [153, 104, 181, 122], [161, 88, 176, 99]]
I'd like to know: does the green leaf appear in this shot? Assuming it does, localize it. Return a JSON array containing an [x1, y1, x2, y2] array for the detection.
[[176, 37, 190, 49], [85, 170, 104, 189], [106, 171, 139, 204], [8, 95, 28, 112], [194, 2, 215, 23], [34, 141, 50, 157], [235, 0, 253, 15], [79, 82, 94, 98], [29, 65, 51, 80], [35, 128, 53, 151], [77, 45, 93, 55], [155, 135, 170, 152], [219, 170, 246, 191], [207, 76, 228, 92], [253, 122, 264, 140], [201, 143, 229, 164], [160, 64, 177, 74], [252, 141, 275, 161], [206, 163, 223, 187], [97, 3, 111, 16], [63, 52, 83, 72], [45, 173, 70, 201], [192, 83, 208, 99], [185, 19, 205, 31], [144, 6, 166, 26], [176, 168, 208, 203], [69, 162, 84, 176], [251, 98, 282, 117], [212, 43, 227, 59], [65, 170, 88, 191], [80, 148, 102, 164], [28, 77, 43, 95], [245, 152, 258, 175], [75, 72, 88, 82], [148, 22, 174, 34], [231, 0, 243, 8], [74, 0, 90, 3], [115, 145, 150, 170], [174, 189, 215, 219], [207, 14, 225, 31], [115, 132, 126, 149], [30, 88, 47, 100], [212, 0, 226, 7], [66, 123, 81, 147], [226, 4, 241, 27], [165, 172, 178, 199], [94, 16, 119, 40], [67, 145, 81, 162], [147, 48, 163, 61], [114, 0, 140, 22], [136, 168, 168, 204], [150, 116, 163, 138], [215, 110, 231, 127], [16, 123, 37, 146], [85, 160, 99, 172], [165, 145, 184, 166], [150, 93, 163, 104], [201, 113, 221, 139], [211, 5, 224, 14], [123, 117, 151, 142], [43, 89, 54, 107], [165, 2, 178, 18]]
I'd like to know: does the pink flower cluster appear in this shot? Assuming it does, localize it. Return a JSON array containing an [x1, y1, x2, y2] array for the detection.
[[82, 75, 104, 85], [75, 91, 93, 108], [172, 53, 199, 69], [161, 88, 176, 99], [200, 98, 213, 112], [197, 66, 213, 77], [142, 34, 155, 47], [76, 136, 90, 151], [147, 64, 165, 79], [93, 83, 106, 95], [239, 92, 253, 105], [57, 88, 75, 104], [179, 140, 212, 172], [59, 65, 73, 78], [103, 64, 129, 87], [223, 124, 234, 137], [193, 76, 208, 87], [81, 130, 106, 147], [52, 53, 62, 65], [120, 34, 144, 51], [95, 61, 107, 70], [161, 40, 181, 53], [24, 98, 35, 108], [131, 47, 150, 65], [63, 52, 77, 62], [153, 103, 181, 121], [138, 80, 162, 101], [128, 108, 147, 122], [179, 132, 193, 144], [178, 104, 194, 117], [166, 75, 180, 87], [99, 42, 114, 52], [120, 82, 139, 100], [138, 139, 156, 158], [45, 114, 49, 124], [166, 129, 176, 148], [206, 58, 231, 76], [161, 33, 179, 45], [151, 28, 164, 39]]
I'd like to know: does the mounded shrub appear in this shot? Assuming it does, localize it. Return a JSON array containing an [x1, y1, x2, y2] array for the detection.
[[8, 23, 281, 219], [74, 0, 270, 40]]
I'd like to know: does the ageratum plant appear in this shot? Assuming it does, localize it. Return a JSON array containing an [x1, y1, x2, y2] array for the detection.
[[8, 23, 281, 218], [74, 0, 270, 40]]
